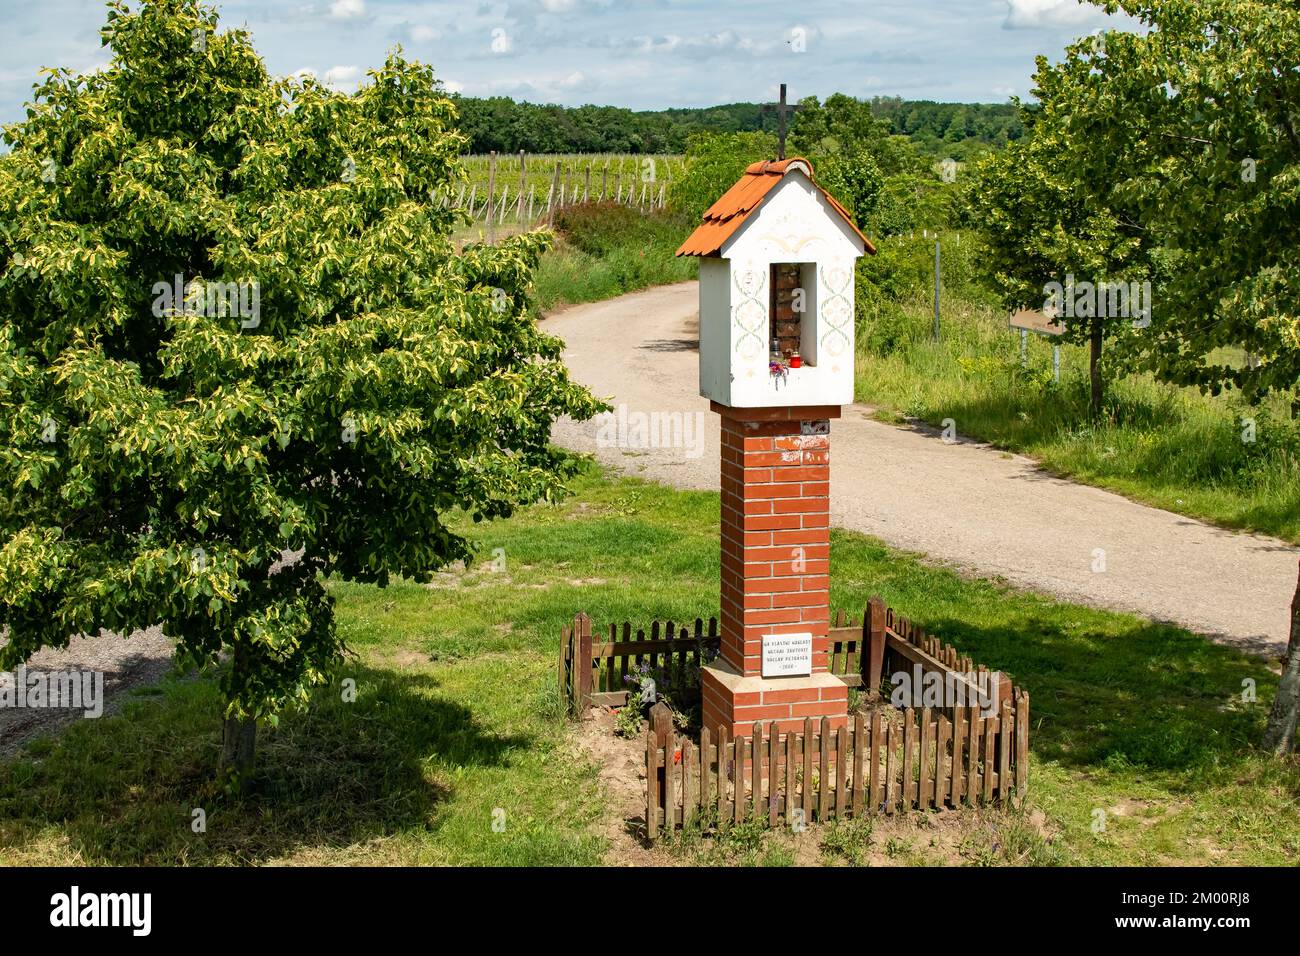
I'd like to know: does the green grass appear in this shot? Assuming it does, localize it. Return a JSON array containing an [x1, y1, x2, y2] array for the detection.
[[531, 202, 697, 313], [1, 463, 1296, 865], [855, 281, 1300, 543]]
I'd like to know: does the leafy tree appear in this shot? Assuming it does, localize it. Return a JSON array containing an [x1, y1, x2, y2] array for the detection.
[[666, 130, 775, 223], [792, 93, 921, 178], [0, 0, 601, 777], [968, 62, 1160, 416], [816, 146, 885, 232], [1035, 0, 1299, 407]]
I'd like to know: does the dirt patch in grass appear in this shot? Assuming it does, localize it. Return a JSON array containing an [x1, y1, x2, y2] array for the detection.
[[573, 705, 673, 867]]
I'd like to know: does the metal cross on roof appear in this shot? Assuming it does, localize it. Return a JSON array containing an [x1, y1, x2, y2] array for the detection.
[[761, 83, 801, 160]]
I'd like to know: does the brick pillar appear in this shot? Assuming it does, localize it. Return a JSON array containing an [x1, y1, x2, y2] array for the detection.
[[702, 402, 848, 740]]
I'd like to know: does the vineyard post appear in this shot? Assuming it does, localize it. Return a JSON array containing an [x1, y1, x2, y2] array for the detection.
[[486, 150, 497, 245], [517, 150, 526, 222], [547, 161, 560, 222]]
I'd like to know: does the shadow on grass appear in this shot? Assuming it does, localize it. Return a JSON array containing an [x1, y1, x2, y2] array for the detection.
[[920, 613, 1271, 777], [0, 663, 529, 865]]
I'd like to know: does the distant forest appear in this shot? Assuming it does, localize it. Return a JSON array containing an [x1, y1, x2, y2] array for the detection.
[[451, 94, 1024, 158]]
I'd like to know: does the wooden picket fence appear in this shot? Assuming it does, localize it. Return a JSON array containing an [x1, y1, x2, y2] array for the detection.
[[560, 607, 877, 716], [558, 597, 1032, 835], [558, 614, 719, 715], [646, 698, 1030, 840]]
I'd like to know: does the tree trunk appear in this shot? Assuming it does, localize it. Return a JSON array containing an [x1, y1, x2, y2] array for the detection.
[[221, 715, 257, 778], [1262, 559, 1300, 754], [1088, 318, 1104, 418]]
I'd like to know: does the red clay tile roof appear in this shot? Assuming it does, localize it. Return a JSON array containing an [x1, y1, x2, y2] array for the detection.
[[675, 157, 876, 257]]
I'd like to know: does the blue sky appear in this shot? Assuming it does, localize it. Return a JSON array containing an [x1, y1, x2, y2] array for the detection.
[[0, 0, 1138, 125]]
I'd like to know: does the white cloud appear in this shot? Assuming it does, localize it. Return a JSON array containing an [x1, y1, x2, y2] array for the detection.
[[410, 25, 440, 43], [324, 65, 361, 89], [1003, 0, 1096, 30], [540, 0, 578, 11], [328, 0, 366, 21], [490, 27, 513, 54], [557, 70, 590, 91]]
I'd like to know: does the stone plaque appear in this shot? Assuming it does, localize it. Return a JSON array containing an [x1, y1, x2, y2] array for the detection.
[[762, 632, 813, 677]]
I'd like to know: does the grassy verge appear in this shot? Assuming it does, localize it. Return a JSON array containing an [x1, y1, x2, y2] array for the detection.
[[855, 276, 1300, 543], [1, 464, 1296, 865], [531, 202, 697, 313]]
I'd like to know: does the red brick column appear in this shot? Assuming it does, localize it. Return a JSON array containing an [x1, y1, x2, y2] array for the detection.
[[702, 403, 848, 739]]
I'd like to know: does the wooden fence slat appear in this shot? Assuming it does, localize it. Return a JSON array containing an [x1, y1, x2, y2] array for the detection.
[[785, 727, 797, 827], [699, 727, 711, 819], [936, 715, 951, 806], [801, 717, 814, 818], [852, 714, 865, 819], [956, 712, 967, 806], [868, 710, 882, 815], [716, 725, 728, 823], [1016, 692, 1030, 799], [682, 737, 695, 826], [576, 613, 592, 713], [983, 712, 996, 802], [919, 707, 933, 810], [818, 717, 831, 823], [883, 720, 895, 814], [835, 725, 847, 819], [966, 710, 981, 807], [901, 708, 915, 812], [998, 701, 1012, 801], [768, 724, 780, 828], [646, 729, 659, 841], [751, 723, 764, 823], [733, 735, 745, 825], [664, 729, 677, 828], [866, 597, 887, 693]]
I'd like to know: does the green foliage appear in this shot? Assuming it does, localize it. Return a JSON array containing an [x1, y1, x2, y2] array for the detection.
[[450, 95, 1022, 159], [0, 0, 602, 727], [985, 0, 1300, 405], [815, 146, 885, 230], [531, 202, 697, 312], [667, 131, 775, 223], [869, 97, 1025, 160], [964, 117, 1153, 353], [791, 94, 959, 239]]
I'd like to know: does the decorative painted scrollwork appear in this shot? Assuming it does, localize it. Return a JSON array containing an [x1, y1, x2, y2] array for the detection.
[[732, 265, 768, 359], [819, 263, 852, 357]]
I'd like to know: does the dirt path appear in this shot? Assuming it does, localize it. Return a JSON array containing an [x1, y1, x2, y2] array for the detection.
[[547, 281, 1298, 654], [0, 626, 175, 757]]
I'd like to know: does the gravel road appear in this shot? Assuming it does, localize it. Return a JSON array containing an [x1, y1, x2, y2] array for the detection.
[[547, 281, 1298, 655]]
